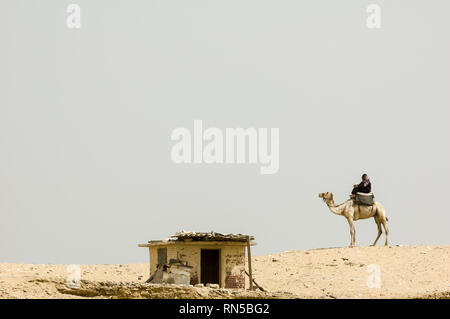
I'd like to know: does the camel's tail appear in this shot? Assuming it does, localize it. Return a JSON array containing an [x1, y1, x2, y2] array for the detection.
[[386, 217, 389, 222]]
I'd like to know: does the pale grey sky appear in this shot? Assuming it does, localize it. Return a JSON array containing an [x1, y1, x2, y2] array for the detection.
[[0, 0, 449, 264]]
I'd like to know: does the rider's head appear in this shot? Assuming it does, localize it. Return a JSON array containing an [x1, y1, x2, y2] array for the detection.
[[362, 173, 368, 181]]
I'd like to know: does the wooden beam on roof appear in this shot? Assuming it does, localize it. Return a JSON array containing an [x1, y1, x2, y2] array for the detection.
[[138, 241, 257, 248]]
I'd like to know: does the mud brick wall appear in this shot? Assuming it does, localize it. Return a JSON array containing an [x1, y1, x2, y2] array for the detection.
[[221, 246, 246, 289], [150, 245, 201, 285]]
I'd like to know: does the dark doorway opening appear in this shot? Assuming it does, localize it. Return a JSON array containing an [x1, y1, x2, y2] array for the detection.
[[201, 249, 220, 285]]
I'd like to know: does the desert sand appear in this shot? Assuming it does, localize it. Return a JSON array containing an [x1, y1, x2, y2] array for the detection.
[[0, 245, 449, 299]]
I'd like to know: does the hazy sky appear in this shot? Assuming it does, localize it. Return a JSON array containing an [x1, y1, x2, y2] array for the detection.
[[1, 0, 449, 264]]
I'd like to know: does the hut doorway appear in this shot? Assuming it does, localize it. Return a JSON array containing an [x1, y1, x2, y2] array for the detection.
[[201, 249, 220, 285]]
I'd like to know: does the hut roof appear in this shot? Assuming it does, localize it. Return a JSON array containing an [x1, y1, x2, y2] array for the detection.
[[171, 230, 254, 242], [139, 230, 255, 247]]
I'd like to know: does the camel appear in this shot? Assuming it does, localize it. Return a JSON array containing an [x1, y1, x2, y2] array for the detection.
[[318, 192, 389, 247]]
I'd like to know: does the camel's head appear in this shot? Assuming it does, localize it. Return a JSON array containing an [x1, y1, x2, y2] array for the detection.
[[318, 192, 333, 201]]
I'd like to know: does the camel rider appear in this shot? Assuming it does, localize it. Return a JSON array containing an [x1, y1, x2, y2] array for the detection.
[[352, 174, 371, 195]]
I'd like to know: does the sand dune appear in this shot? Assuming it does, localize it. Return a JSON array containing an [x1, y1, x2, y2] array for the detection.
[[0, 245, 448, 299], [250, 245, 449, 298]]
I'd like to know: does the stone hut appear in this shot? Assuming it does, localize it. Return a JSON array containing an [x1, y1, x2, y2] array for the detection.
[[138, 231, 256, 289]]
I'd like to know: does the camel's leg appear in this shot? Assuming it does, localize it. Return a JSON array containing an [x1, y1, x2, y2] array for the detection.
[[347, 218, 355, 248], [381, 218, 389, 246], [371, 217, 382, 247]]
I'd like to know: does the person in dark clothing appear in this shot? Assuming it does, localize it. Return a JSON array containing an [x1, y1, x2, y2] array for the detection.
[[352, 174, 371, 195]]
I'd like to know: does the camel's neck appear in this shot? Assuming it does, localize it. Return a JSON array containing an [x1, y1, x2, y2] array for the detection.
[[324, 198, 345, 216]]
